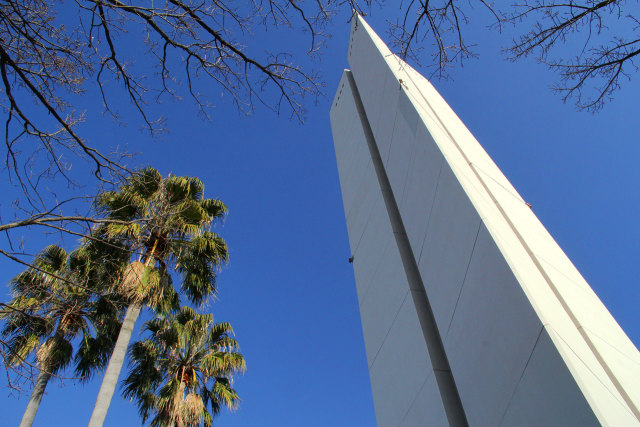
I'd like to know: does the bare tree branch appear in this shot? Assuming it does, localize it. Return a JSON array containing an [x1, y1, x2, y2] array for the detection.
[[0, 0, 338, 211], [504, 0, 637, 110], [387, 0, 502, 76]]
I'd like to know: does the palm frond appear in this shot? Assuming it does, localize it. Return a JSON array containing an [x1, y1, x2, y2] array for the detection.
[[123, 307, 244, 425], [127, 167, 162, 200], [36, 245, 68, 273], [200, 198, 227, 222], [211, 379, 240, 410], [176, 254, 218, 306], [5, 333, 41, 366], [164, 176, 204, 205], [96, 191, 148, 222]]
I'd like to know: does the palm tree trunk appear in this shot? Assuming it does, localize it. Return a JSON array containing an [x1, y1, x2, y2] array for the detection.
[[90, 242, 158, 426], [88, 303, 141, 427], [19, 368, 52, 427]]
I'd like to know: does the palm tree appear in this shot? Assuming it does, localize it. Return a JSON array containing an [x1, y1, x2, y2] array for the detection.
[[89, 168, 228, 426], [122, 307, 245, 427], [0, 244, 124, 427]]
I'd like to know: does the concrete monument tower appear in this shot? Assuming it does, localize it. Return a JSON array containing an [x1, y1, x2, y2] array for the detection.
[[330, 15, 640, 426]]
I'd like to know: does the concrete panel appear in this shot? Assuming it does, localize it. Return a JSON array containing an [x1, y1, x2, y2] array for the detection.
[[340, 138, 375, 214], [400, 122, 444, 261], [356, 236, 397, 306], [351, 216, 395, 326], [351, 186, 393, 256], [445, 224, 543, 426], [418, 164, 482, 336], [500, 327, 599, 426], [384, 92, 418, 206], [371, 76, 402, 166], [348, 19, 397, 139], [330, 117, 362, 205], [345, 164, 379, 249], [370, 295, 446, 427], [330, 74, 372, 225], [399, 374, 449, 427], [330, 74, 361, 175], [359, 248, 408, 368]]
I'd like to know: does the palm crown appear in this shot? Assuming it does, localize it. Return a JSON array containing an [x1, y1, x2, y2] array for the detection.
[[89, 168, 229, 426], [123, 307, 245, 427], [1, 244, 122, 378], [1, 244, 125, 427], [95, 167, 228, 307]]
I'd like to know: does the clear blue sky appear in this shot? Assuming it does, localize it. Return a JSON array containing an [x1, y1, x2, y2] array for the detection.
[[1, 5, 639, 427]]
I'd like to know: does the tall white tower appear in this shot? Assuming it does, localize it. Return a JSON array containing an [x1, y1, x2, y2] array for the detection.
[[330, 15, 640, 426]]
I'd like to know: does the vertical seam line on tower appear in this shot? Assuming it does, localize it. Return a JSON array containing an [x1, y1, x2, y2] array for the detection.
[[417, 158, 444, 265], [444, 221, 482, 340], [358, 237, 393, 308], [497, 325, 545, 426], [367, 290, 410, 370], [397, 372, 435, 427]]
